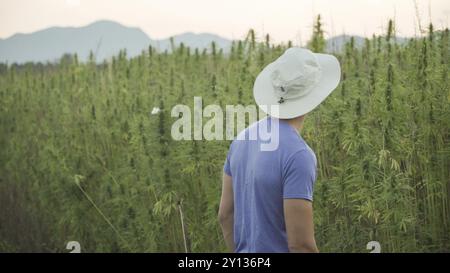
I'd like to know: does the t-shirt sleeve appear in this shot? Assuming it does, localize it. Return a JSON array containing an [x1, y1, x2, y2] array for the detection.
[[223, 142, 233, 176], [282, 149, 317, 201]]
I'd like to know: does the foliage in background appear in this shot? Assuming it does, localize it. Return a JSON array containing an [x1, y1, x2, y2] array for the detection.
[[0, 17, 449, 252]]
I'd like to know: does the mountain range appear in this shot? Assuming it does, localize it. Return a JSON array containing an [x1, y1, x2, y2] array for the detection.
[[0, 20, 406, 64]]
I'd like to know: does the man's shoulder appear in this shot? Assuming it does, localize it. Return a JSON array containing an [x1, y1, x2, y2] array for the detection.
[[280, 134, 316, 164], [278, 128, 308, 149], [231, 119, 264, 144]]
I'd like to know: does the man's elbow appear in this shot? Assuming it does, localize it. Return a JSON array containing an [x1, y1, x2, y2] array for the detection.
[[218, 211, 233, 226]]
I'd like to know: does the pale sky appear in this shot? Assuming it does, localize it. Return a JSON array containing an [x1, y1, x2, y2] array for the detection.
[[0, 0, 449, 43]]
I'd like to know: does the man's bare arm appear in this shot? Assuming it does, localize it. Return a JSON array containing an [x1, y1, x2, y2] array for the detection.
[[284, 199, 319, 253], [218, 173, 235, 252]]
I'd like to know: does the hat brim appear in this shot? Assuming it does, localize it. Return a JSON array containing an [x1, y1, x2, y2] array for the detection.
[[253, 53, 341, 119]]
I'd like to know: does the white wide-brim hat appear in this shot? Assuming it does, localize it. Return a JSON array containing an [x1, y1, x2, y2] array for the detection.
[[253, 47, 341, 119]]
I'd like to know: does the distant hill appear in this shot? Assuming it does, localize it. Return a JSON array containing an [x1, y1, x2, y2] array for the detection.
[[0, 20, 410, 64], [326, 35, 366, 52], [154, 32, 231, 53], [326, 34, 409, 52], [0, 20, 233, 64], [0, 21, 151, 63]]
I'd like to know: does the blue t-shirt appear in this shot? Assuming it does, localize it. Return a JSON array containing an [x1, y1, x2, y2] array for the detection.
[[223, 117, 317, 253]]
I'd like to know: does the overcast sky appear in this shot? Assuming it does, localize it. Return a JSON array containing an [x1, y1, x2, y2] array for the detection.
[[0, 0, 449, 43]]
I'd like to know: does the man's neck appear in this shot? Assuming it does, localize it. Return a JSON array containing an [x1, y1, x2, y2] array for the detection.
[[284, 116, 305, 132]]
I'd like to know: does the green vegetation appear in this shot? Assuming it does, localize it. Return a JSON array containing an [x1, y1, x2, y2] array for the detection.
[[0, 18, 449, 252]]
